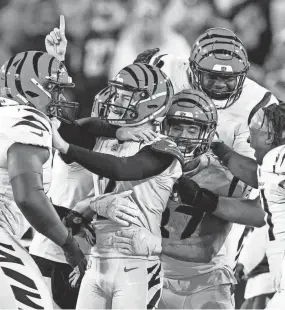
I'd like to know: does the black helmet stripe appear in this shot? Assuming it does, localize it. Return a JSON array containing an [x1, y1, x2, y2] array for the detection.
[[145, 64, 158, 94], [200, 49, 244, 62], [4, 55, 16, 98], [33, 51, 44, 78], [48, 56, 56, 77], [15, 51, 28, 97], [199, 33, 242, 43], [198, 41, 248, 60], [123, 66, 139, 87], [134, 63, 148, 88], [164, 76, 171, 109]]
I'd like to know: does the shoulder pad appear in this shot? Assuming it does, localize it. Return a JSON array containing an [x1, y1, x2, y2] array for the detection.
[[150, 138, 184, 166], [0, 106, 52, 149]]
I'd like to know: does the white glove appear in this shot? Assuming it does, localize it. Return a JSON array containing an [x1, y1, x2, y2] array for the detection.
[[112, 227, 162, 257], [90, 190, 140, 227]]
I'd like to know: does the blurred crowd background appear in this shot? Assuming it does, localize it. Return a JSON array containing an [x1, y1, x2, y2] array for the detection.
[[1, 0, 285, 118]]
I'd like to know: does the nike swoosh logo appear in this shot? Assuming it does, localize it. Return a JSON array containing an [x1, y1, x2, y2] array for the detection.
[[124, 266, 138, 272], [31, 131, 43, 137]]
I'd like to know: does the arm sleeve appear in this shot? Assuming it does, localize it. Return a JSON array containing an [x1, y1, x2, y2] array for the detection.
[[58, 117, 119, 150], [66, 144, 174, 181]]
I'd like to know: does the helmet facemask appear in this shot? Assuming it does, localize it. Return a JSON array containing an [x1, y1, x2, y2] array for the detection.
[[164, 117, 216, 163], [0, 51, 79, 124], [190, 61, 248, 109], [99, 81, 150, 126], [94, 63, 174, 127], [32, 69, 79, 124]]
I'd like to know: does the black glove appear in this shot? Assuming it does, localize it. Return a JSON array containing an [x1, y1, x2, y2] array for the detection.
[[211, 141, 233, 166], [61, 231, 87, 273], [133, 48, 160, 64], [176, 176, 219, 213], [234, 263, 246, 283], [63, 209, 96, 241]]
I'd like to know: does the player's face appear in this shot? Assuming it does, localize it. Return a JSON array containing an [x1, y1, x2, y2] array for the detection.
[[109, 88, 135, 119], [201, 72, 237, 100], [249, 115, 272, 165], [169, 122, 201, 153]]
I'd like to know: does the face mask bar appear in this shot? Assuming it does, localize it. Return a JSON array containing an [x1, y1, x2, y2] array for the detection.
[[31, 76, 79, 124], [190, 61, 248, 109], [97, 83, 147, 124]]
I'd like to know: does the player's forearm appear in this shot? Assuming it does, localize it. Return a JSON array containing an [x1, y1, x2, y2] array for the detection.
[[64, 144, 172, 181], [11, 174, 69, 246], [76, 117, 119, 138], [226, 152, 258, 188], [213, 196, 265, 227], [161, 236, 217, 263]]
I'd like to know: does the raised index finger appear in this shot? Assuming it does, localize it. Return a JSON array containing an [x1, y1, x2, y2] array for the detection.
[[59, 15, 65, 34]]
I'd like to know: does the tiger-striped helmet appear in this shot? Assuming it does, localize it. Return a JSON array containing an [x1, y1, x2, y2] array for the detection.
[[95, 63, 174, 126], [190, 28, 249, 108], [162, 89, 217, 162], [0, 51, 79, 123]]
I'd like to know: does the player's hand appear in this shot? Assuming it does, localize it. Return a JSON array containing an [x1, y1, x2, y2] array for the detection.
[[62, 232, 87, 287], [133, 48, 160, 64], [73, 197, 95, 222], [116, 127, 159, 143], [234, 263, 246, 283], [113, 227, 162, 256], [63, 210, 96, 247], [51, 121, 70, 154], [90, 190, 140, 227], [176, 176, 219, 213], [210, 141, 233, 166], [45, 15, 67, 62]]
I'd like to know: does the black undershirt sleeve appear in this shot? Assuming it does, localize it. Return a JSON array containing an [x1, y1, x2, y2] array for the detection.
[[58, 117, 119, 150], [66, 144, 174, 181], [58, 118, 119, 164]]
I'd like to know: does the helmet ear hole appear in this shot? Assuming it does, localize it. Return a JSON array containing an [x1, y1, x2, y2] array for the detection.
[[140, 91, 149, 99]]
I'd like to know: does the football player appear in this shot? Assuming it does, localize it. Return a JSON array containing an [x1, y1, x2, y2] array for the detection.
[[95, 89, 266, 309], [52, 62, 183, 309], [211, 102, 285, 308], [0, 51, 85, 309], [25, 16, 161, 309], [137, 27, 278, 276]]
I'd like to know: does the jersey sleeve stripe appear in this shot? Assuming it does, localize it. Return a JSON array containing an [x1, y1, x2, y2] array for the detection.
[[12, 120, 46, 132], [23, 108, 50, 122], [228, 176, 240, 197], [22, 115, 50, 132], [260, 189, 275, 241], [4, 56, 16, 99]]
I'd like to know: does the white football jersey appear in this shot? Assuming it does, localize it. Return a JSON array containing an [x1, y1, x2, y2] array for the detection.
[[91, 136, 182, 259], [154, 54, 278, 158], [155, 54, 278, 272], [258, 145, 285, 277], [0, 100, 52, 237], [29, 152, 94, 263], [162, 154, 246, 292]]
